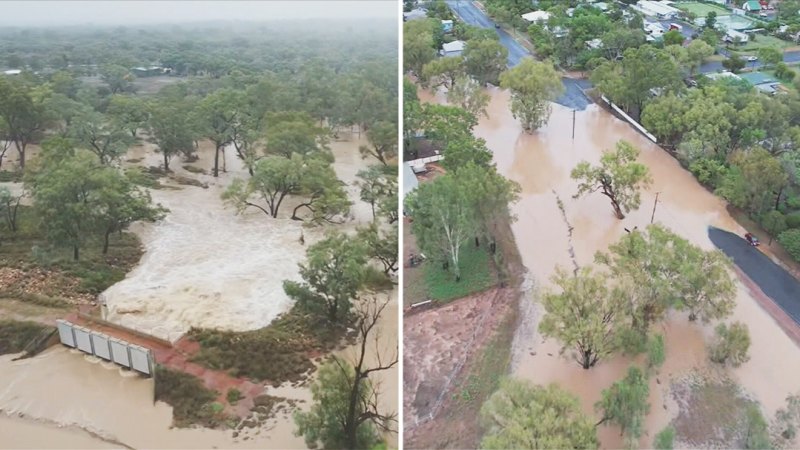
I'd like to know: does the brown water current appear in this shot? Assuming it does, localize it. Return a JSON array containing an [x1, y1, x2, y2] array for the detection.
[[420, 86, 800, 448]]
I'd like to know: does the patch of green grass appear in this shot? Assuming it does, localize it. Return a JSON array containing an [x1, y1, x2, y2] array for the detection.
[[0, 319, 52, 355], [189, 306, 346, 384], [676, 2, 729, 16], [0, 170, 22, 182], [738, 35, 793, 52], [423, 244, 497, 302], [154, 366, 229, 428]]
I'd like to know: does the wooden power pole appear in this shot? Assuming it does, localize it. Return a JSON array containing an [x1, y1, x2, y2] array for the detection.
[[651, 192, 660, 224]]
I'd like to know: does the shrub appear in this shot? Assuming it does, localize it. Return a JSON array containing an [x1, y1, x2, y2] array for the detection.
[[786, 213, 800, 230], [647, 334, 666, 370], [709, 322, 751, 367], [654, 425, 675, 450], [226, 388, 242, 405], [779, 229, 800, 261], [689, 157, 728, 188]]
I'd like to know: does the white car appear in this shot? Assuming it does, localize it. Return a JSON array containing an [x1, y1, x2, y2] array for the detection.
[[746, 55, 758, 62]]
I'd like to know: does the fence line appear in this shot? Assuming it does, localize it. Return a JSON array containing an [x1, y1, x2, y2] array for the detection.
[[601, 95, 658, 143]]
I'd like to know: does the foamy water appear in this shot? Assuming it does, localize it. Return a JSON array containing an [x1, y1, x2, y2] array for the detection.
[[102, 136, 372, 341]]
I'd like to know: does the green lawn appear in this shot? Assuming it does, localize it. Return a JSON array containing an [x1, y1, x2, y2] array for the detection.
[[675, 2, 729, 16], [423, 243, 497, 302], [737, 35, 794, 52]]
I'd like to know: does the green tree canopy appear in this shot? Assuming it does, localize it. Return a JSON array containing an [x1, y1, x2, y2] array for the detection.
[[539, 267, 627, 369], [480, 380, 599, 449], [571, 140, 652, 219], [596, 366, 650, 445], [463, 38, 509, 86], [499, 58, 564, 132], [283, 232, 368, 323]]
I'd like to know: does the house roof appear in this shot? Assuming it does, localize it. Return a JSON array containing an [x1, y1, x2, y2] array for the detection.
[[739, 72, 777, 86], [403, 163, 419, 198], [521, 10, 550, 22], [442, 40, 466, 53], [744, 0, 761, 10]]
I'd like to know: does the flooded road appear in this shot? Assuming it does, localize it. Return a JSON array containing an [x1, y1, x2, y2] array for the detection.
[[420, 86, 800, 447]]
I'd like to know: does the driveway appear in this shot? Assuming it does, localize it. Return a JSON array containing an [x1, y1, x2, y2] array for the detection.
[[709, 227, 800, 326], [446, 0, 592, 110]]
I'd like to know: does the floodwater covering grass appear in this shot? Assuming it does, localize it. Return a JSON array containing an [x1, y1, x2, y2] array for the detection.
[[423, 244, 498, 302], [0, 206, 143, 298], [676, 2, 730, 17], [0, 319, 52, 355], [154, 365, 229, 428]]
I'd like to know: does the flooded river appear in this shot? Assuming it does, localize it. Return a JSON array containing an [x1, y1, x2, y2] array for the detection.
[[1, 133, 397, 448], [421, 86, 800, 447]]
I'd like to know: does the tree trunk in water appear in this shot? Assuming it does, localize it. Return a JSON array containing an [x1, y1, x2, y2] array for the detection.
[[475, 236, 480, 247], [611, 198, 625, 219], [73, 245, 79, 261], [163, 152, 170, 172]]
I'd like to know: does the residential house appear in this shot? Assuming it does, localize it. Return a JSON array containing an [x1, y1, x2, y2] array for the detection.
[[440, 40, 466, 57], [521, 10, 551, 23], [743, 0, 761, 11], [631, 0, 681, 19], [403, 8, 427, 21], [2, 69, 21, 76]]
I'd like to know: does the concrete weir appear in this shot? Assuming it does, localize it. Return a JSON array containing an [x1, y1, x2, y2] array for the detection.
[[56, 319, 154, 376]]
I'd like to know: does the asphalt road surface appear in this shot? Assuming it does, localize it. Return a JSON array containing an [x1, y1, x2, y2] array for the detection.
[[709, 227, 800, 326], [446, 0, 592, 110]]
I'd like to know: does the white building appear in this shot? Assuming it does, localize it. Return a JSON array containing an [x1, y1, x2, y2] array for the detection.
[[403, 163, 419, 199], [724, 29, 750, 43], [2, 69, 21, 76], [521, 10, 551, 23], [441, 40, 466, 57], [632, 0, 681, 19]]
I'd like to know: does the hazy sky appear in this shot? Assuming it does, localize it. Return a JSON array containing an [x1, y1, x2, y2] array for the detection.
[[0, 1, 397, 26]]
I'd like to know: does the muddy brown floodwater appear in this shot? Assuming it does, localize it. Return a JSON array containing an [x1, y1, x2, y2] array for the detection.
[[420, 86, 800, 448], [0, 133, 397, 449]]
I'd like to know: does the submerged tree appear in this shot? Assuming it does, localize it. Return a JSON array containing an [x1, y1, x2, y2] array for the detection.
[[148, 101, 196, 171], [499, 58, 564, 132], [283, 232, 368, 323], [539, 267, 626, 369], [596, 366, 650, 445], [709, 322, 751, 367], [71, 110, 134, 165], [223, 154, 349, 224], [358, 121, 397, 166], [447, 75, 490, 119], [480, 380, 599, 449], [571, 140, 652, 219], [596, 224, 735, 338], [294, 296, 397, 450]]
